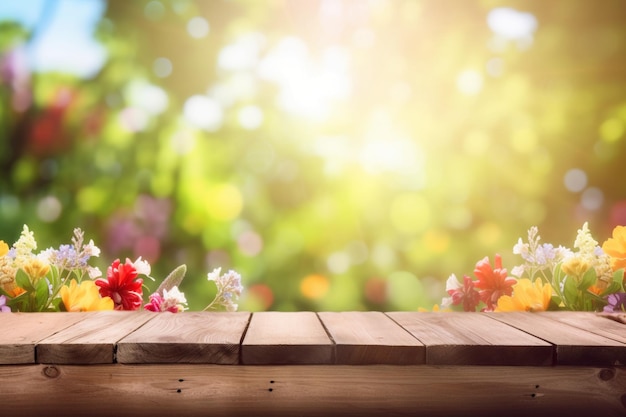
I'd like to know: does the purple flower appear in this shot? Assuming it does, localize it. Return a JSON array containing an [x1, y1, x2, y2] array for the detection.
[[604, 293, 626, 313], [0, 295, 11, 313]]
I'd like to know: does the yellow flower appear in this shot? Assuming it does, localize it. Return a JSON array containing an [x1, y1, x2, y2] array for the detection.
[[23, 258, 50, 282], [495, 279, 552, 312], [601, 225, 626, 271], [0, 241, 8, 257], [418, 304, 450, 312], [60, 279, 114, 312], [561, 257, 590, 277]]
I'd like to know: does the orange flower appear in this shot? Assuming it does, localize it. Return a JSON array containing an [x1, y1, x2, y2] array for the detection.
[[602, 225, 626, 271]]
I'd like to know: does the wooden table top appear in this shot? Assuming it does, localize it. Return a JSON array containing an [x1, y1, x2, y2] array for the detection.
[[1, 311, 625, 367]]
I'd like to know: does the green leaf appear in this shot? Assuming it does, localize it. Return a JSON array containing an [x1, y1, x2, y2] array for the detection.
[[578, 267, 596, 291], [552, 263, 565, 299], [613, 269, 625, 292], [562, 276, 579, 310], [15, 268, 35, 292], [35, 279, 50, 311], [155, 264, 187, 295]]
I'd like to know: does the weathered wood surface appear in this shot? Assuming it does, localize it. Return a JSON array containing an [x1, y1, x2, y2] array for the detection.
[[486, 312, 626, 365], [0, 311, 624, 366], [242, 311, 333, 364], [318, 311, 424, 364], [117, 311, 251, 364], [387, 312, 555, 365], [1, 364, 624, 417], [1, 311, 625, 416]]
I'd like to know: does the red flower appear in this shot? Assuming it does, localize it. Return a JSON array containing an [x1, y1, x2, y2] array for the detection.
[[95, 259, 143, 310], [448, 275, 481, 312], [473, 254, 516, 311]]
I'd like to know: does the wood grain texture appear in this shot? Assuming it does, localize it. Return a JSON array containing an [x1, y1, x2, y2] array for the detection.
[[241, 311, 333, 364], [2, 364, 624, 417], [543, 312, 626, 344], [318, 311, 424, 364], [36, 311, 155, 364], [387, 312, 553, 365], [0, 313, 88, 364], [116, 312, 250, 364], [486, 312, 626, 365]]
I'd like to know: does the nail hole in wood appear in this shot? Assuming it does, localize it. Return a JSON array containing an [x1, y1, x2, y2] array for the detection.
[[268, 388, 273, 392], [177, 389, 182, 393], [599, 369, 615, 381], [179, 379, 185, 382]]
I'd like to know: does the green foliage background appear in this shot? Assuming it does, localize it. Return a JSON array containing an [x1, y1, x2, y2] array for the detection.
[[1, 0, 626, 311]]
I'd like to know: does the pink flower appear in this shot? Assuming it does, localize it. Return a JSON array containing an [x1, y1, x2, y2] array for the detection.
[[95, 259, 143, 310], [144, 286, 187, 313], [445, 274, 481, 312]]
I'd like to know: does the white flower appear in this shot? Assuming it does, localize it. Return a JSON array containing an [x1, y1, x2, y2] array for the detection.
[[445, 274, 461, 292], [87, 266, 102, 279], [162, 286, 188, 312], [130, 256, 151, 276], [83, 239, 101, 257], [510, 265, 525, 278], [207, 267, 221, 282]]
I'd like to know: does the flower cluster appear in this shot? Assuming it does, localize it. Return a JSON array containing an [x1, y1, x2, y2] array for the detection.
[[441, 223, 626, 313], [0, 225, 243, 313]]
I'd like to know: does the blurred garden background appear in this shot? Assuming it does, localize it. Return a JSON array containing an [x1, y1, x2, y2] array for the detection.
[[1, 0, 626, 311]]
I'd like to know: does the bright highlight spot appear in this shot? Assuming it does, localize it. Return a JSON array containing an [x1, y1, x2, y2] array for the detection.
[[125, 80, 169, 115], [153, 57, 173, 78], [600, 118, 624, 143], [581, 187, 604, 211], [300, 274, 330, 300], [564, 168, 587, 192], [187, 16, 209, 38], [258, 37, 351, 120], [238, 105, 264, 130], [456, 69, 483, 95], [183, 95, 223, 131], [218, 33, 265, 71], [327, 251, 351, 274], [37, 195, 62, 222], [487, 7, 538, 40]]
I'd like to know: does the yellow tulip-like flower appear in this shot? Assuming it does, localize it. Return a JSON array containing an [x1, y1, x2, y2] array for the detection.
[[23, 258, 50, 282], [560, 257, 590, 277], [601, 225, 626, 271], [0, 241, 8, 257], [60, 279, 114, 312], [495, 279, 552, 312]]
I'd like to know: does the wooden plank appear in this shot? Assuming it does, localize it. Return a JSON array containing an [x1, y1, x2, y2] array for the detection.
[[387, 312, 553, 366], [542, 312, 626, 345], [0, 313, 88, 364], [116, 312, 250, 364], [1, 364, 625, 417], [486, 312, 626, 366], [36, 311, 156, 364], [318, 311, 424, 364], [241, 311, 333, 364]]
